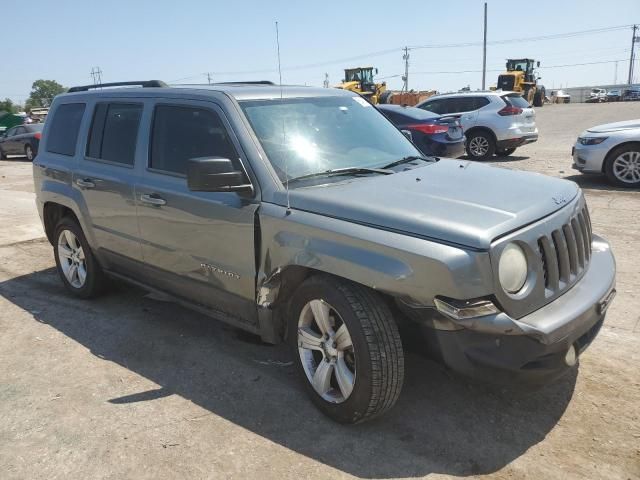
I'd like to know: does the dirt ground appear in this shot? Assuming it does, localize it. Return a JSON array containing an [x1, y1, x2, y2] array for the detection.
[[0, 102, 639, 480]]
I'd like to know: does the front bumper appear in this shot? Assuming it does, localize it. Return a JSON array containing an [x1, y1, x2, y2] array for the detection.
[[405, 235, 616, 384], [572, 141, 609, 173]]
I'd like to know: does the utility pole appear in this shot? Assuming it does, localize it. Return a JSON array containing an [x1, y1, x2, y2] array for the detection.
[[323, 73, 329, 88], [482, 2, 487, 90], [402, 47, 410, 93], [614, 60, 618, 84], [90, 66, 103, 85], [207, 72, 212, 85], [628, 24, 638, 85]]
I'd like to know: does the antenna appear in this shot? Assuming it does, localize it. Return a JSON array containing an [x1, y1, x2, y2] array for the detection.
[[275, 21, 291, 213]]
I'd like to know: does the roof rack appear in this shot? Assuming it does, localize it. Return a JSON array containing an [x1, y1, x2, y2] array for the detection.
[[67, 80, 168, 93], [214, 81, 275, 85]]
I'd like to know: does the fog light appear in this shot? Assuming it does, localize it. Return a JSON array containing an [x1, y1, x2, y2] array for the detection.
[[565, 345, 577, 367]]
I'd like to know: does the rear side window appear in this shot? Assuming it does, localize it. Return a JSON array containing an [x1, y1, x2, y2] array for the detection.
[[419, 98, 447, 114], [86, 103, 142, 165], [150, 105, 237, 175], [503, 94, 530, 109], [46, 103, 85, 156]]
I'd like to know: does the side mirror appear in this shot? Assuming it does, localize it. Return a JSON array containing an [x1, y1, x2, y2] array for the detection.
[[375, 68, 379, 74], [537, 61, 541, 67], [187, 157, 253, 193]]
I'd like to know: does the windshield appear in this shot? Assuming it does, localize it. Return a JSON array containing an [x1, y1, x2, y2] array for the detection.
[[345, 69, 373, 84], [506, 60, 530, 72], [240, 96, 421, 183]]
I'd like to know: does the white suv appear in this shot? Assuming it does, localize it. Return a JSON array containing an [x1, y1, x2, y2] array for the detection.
[[416, 91, 538, 160]]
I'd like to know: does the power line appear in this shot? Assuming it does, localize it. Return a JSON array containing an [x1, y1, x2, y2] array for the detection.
[[410, 58, 628, 75]]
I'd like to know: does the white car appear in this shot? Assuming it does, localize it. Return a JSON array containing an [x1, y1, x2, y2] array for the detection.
[[416, 91, 538, 160], [587, 88, 607, 103], [551, 90, 571, 104], [572, 120, 640, 187]]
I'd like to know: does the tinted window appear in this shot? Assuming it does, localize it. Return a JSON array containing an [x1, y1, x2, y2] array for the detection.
[[150, 105, 237, 175], [25, 124, 44, 133], [419, 98, 447, 114], [5, 127, 17, 137], [381, 106, 439, 123], [453, 96, 489, 112], [86, 103, 142, 165], [14, 127, 26, 135], [46, 103, 85, 156], [503, 94, 530, 109]]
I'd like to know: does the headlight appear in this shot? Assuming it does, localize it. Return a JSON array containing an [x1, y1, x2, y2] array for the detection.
[[578, 137, 608, 145], [498, 243, 528, 293]]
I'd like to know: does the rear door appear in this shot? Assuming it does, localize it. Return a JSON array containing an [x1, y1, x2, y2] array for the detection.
[[72, 100, 146, 273], [2, 127, 19, 154], [135, 100, 259, 328]]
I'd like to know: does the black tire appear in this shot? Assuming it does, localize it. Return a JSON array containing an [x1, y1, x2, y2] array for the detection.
[[0, 147, 6, 160], [379, 90, 394, 104], [25, 144, 34, 161], [53, 216, 108, 298], [466, 130, 496, 161], [533, 87, 545, 107], [288, 275, 404, 424], [496, 147, 517, 157], [603, 143, 640, 188]]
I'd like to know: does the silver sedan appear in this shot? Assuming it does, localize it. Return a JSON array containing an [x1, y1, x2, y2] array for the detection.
[[572, 120, 640, 188]]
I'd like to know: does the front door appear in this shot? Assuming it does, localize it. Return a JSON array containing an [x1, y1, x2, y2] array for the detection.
[[73, 101, 146, 273], [135, 100, 259, 328]]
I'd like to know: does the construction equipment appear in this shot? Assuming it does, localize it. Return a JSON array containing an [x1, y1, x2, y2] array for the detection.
[[337, 67, 387, 104], [497, 59, 545, 107]]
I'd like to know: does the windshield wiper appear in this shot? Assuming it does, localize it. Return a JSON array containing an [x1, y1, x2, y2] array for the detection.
[[381, 155, 435, 170], [288, 167, 393, 183]]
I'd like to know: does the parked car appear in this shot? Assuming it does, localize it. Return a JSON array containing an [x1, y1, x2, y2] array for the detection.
[[586, 88, 607, 103], [550, 90, 571, 103], [0, 123, 43, 160], [572, 119, 640, 187], [377, 104, 465, 158], [416, 90, 538, 160], [606, 89, 622, 102], [34, 80, 616, 423], [622, 87, 640, 101]]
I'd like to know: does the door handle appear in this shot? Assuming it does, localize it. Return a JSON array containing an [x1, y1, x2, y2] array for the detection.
[[140, 193, 167, 206], [76, 178, 95, 189]]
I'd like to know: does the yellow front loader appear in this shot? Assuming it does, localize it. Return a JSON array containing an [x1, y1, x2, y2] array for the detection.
[[336, 67, 388, 104]]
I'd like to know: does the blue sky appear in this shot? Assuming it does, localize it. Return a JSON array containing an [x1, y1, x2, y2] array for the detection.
[[1, 0, 639, 104]]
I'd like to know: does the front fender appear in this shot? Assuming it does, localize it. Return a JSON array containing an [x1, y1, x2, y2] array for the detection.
[[257, 203, 494, 307]]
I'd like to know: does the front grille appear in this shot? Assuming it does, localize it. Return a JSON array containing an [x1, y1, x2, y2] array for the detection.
[[537, 206, 592, 296]]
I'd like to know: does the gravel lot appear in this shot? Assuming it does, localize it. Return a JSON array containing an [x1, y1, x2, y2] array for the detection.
[[0, 102, 639, 480]]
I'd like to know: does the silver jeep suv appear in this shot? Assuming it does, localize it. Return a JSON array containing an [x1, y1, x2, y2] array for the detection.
[[417, 90, 539, 160], [33, 80, 615, 423]]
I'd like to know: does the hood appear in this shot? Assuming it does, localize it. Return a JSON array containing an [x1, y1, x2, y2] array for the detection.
[[275, 159, 579, 250], [586, 119, 640, 133]]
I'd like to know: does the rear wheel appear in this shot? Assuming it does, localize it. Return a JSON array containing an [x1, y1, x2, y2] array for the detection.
[[533, 87, 545, 107], [289, 275, 404, 424], [604, 144, 640, 188], [0, 147, 6, 160], [496, 147, 517, 157], [466, 131, 495, 160], [379, 90, 394, 104], [53, 216, 107, 298]]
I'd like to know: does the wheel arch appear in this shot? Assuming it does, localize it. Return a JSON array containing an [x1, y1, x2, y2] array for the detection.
[[43, 202, 81, 245], [602, 141, 640, 173], [465, 126, 497, 145]]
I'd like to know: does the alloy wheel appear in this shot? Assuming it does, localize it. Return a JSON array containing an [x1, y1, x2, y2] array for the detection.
[[25, 145, 34, 161], [297, 299, 356, 403], [469, 136, 489, 157], [57, 229, 87, 288], [612, 150, 640, 184]]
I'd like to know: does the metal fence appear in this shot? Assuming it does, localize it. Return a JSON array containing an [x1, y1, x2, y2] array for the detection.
[[559, 84, 639, 103]]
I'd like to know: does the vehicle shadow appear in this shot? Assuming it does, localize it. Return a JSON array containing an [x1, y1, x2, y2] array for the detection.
[[563, 174, 635, 193], [0, 267, 577, 478]]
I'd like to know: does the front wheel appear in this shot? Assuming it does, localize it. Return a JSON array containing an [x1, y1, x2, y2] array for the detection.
[[289, 275, 404, 424], [0, 147, 6, 160], [466, 131, 495, 160], [604, 144, 640, 188]]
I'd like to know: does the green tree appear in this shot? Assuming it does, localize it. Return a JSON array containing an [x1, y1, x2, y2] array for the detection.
[[0, 98, 17, 114], [26, 79, 66, 109]]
